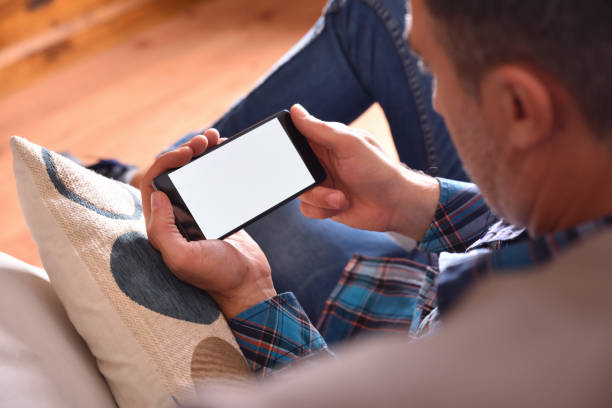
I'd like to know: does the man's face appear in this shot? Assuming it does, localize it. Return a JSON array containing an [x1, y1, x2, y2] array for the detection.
[[408, 0, 510, 220]]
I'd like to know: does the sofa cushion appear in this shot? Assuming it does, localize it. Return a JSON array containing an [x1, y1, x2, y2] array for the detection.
[[0, 252, 117, 408], [10, 136, 251, 408]]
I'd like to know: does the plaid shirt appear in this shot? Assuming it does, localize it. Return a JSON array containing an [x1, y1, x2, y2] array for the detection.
[[228, 178, 612, 377]]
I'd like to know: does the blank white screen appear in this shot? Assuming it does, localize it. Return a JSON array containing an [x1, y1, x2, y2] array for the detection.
[[168, 118, 315, 239]]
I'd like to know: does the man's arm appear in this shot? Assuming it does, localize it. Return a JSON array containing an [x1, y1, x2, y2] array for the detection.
[[419, 178, 500, 253], [292, 105, 499, 250], [228, 292, 332, 377], [141, 133, 332, 377], [141, 109, 497, 378], [292, 105, 440, 240], [142, 134, 277, 319]]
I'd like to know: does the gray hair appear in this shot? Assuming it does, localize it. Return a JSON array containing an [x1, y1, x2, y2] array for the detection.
[[423, 0, 612, 140]]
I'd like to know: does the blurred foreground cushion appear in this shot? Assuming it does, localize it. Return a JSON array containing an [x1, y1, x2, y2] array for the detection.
[[10, 136, 251, 408], [0, 252, 117, 407], [194, 230, 612, 408]]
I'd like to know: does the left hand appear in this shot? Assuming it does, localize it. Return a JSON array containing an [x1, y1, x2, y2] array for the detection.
[[292, 105, 440, 240], [140, 131, 276, 319]]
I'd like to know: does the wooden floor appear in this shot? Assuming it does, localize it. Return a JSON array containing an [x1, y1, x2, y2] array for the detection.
[[0, 0, 393, 266]]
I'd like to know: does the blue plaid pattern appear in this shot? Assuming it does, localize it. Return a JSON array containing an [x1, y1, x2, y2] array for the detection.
[[420, 179, 504, 253], [229, 178, 612, 376], [435, 216, 612, 313], [316, 253, 438, 345], [228, 292, 329, 377], [427, 179, 612, 312]]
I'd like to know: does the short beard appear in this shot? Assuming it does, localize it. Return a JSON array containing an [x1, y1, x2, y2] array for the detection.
[[452, 113, 506, 219]]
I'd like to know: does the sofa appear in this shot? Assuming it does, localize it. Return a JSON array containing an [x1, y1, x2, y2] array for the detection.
[[0, 252, 117, 407]]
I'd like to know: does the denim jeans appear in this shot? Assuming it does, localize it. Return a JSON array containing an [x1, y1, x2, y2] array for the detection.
[[172, 0, 469, 323]]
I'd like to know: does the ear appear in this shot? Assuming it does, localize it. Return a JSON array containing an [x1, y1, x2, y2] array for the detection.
[[480, 66, 554, 150]]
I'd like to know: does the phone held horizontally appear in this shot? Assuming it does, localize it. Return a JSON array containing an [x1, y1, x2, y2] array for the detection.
[[153, 110, 327, 241]]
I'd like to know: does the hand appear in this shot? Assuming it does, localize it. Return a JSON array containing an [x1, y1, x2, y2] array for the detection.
[[140, 131, 275, 319], [292, 104, 440, 240]]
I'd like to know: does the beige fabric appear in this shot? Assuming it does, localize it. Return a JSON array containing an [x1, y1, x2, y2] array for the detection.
[[11, 136, 251, 408], [195, 230, 612, 408], [0, 252, 117, 408]]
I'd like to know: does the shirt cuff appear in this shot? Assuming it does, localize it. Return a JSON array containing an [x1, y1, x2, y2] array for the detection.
[[419, 178, 496, 253], [228, 292, 329, 377]]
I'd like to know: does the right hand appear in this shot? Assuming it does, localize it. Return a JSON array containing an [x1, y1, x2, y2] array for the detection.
[[292, 104, 440, 240], [140, 132, 275, 319]]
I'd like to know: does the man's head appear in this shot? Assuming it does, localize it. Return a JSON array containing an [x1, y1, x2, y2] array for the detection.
[[408, 0, 612, 233]]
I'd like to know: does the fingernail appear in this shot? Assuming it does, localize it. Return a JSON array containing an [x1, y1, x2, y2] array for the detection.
[[151, 192, 161, 210], [293, 104, 308, 118]]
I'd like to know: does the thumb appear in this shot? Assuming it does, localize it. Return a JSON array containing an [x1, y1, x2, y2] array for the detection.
[[290, 104, 351, 152], [147, 191, 186, 256]]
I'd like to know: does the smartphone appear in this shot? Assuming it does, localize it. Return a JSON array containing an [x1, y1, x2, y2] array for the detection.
[[153, 110, 327, 241]]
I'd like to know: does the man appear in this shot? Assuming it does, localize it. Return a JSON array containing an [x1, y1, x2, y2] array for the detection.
[[141, 0, 612, 380]]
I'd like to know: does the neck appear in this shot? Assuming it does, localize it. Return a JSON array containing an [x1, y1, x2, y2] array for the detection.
[[522, 138, 612, 237]]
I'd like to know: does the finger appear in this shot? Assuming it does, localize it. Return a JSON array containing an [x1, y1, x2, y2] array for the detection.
[[148, 192, 245, 289], [130, 168, 146, 188], [308, 141, 327, 158], [363, 134, 385, 152], [148, 193, 237, 288], [147, 191, 200, 275], [290, 104, 353, 152], [299, 201, 344, 220], [299, 186, 349, 210], [203, 128, 220, 147], [184, 135, 209, 157], [140, 146, 193, 221], [147, 191, 186, 256]]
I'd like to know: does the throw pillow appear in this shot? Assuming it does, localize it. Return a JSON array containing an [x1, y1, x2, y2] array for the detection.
[[10, 136, 251, 408]]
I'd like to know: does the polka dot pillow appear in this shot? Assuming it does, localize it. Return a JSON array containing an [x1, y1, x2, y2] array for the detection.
[[11, 136, 251, 407]]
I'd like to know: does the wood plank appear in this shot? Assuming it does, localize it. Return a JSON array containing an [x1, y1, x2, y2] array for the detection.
[[0, 0, 155, 68], [0, 0, 122, 48], [0, 0, 205, 98]]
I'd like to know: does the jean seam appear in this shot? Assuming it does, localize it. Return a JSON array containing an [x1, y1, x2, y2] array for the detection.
[[359, 0, 440, 176]]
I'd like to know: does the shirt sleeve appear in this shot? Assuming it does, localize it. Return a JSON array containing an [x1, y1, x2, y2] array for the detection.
[[418, 178, 499, 253], [228, 292, 332, 377]]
